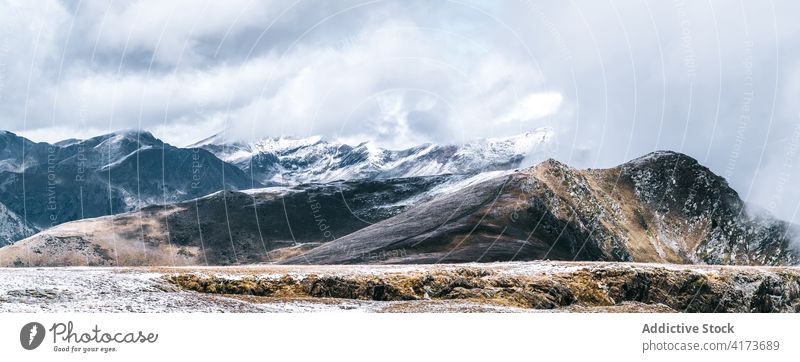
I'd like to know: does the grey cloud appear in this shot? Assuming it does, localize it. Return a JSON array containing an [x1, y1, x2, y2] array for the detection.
[[1, 0, 800, 222]]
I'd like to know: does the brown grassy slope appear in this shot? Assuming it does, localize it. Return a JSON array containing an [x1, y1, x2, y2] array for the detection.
[[286, 153, 798, 265], [0, 176, 451, 267]]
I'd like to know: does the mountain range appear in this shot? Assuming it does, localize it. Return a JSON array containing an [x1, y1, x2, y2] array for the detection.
[[0, 129, 553, 246], [0, 130, 255, 246], [1, 127, 797, 267], [191, 128, 554, 185]]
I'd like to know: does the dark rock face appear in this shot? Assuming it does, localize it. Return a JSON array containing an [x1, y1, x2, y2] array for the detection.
[[0, 131, 52, 172], [0, 202, 35, 246], [155, 176, 452, 264], [612, 152, 798, 265], [282, 175, 525, 264], [104, 146, 255, 205]]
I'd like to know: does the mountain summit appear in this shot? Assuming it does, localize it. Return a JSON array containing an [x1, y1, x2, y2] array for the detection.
[[283, 151, 798, 265], [194, 128, 555, 185]]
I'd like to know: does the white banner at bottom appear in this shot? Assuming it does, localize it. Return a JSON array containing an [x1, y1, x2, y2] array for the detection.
[[0, 313, 796, 361]]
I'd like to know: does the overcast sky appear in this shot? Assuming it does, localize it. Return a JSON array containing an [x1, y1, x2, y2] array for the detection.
[[1, 0, 800, 221]]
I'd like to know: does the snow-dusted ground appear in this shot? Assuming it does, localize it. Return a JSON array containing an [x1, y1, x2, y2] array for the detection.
[[0, 262, 574, 312], [0, 265, 538, 313], [2, 262, 795, 313], [0, 267, 252, 312]]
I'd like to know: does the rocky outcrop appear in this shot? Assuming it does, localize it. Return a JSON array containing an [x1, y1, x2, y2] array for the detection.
[[166, 262, 800, 313], [0, 202, 35, 246]]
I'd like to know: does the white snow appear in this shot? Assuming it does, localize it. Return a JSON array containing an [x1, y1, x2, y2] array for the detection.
[[0, 265, 536, 312], [0, 203, 35, 245], [202, 128, 555, 186]]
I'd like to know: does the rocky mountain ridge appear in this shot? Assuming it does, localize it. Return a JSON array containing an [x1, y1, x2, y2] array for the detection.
[[0, 129, 551, 246], [285, 151, 799, 265], [3, 150, 797, 267], [192, 128, 554, 185], [0, 130, 256, 245]]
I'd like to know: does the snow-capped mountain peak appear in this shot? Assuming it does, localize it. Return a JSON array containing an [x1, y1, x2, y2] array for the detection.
[[196, 127, 555, 185], [252, 135, 325, 154]]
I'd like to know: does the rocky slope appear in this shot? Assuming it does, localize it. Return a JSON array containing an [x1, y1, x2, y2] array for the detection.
[[0, 174, 482, 266], [0, 130, 52, 172], [0, 202, 35, 246], [285, 151, 799, 265], [193, 128, 554, 185], [4, 150, 798, 267]]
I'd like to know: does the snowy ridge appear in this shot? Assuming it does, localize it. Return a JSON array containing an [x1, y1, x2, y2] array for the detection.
[[199, 127, 554, 185]]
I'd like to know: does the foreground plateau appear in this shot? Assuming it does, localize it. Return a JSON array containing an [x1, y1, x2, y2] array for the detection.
[[1, 261, 798, 313]]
